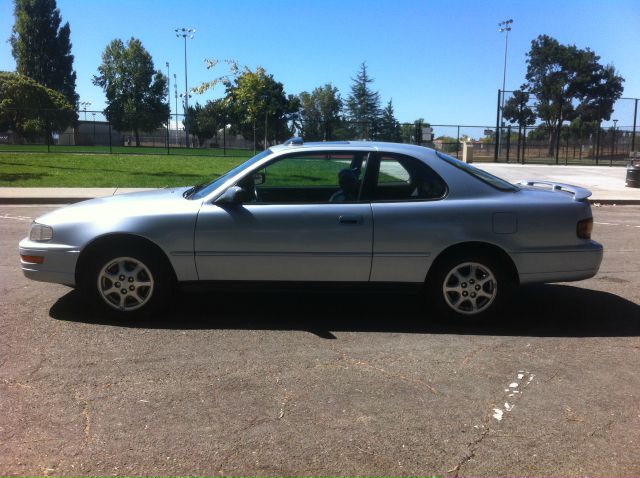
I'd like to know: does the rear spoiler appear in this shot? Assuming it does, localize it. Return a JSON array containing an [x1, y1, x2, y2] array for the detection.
[[517, 180, 592, 201]]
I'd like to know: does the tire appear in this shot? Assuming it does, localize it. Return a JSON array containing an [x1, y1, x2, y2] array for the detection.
[[79, 245, 172, 318], [427, 252, 512, 322]]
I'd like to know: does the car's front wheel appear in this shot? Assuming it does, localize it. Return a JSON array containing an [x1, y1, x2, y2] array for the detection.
[[80, 246, 172, 318], [428, 252, 512, 322]]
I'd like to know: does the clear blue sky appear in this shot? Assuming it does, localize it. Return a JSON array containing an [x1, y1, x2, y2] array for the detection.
[[1, 0, 638, 128]]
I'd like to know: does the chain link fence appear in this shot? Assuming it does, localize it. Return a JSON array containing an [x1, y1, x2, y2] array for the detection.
[[0, 110, 254, 156], [493, 91, 639, 164], [1, 107, 637, 164]]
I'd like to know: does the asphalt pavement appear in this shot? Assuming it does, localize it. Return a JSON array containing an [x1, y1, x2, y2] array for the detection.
[[1, 204, 639, 476]]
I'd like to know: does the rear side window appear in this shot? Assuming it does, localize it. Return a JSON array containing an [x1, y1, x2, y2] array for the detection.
[[435, 151, 518, 192], [367, 154, 447, 201]]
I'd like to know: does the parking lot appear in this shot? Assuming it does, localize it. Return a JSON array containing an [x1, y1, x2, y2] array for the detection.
[[1, 204, 639, 476]]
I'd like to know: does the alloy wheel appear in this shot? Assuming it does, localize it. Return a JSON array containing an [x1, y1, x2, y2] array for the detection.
[[442, 262, 497, 315], [97, 256, 154, 311]]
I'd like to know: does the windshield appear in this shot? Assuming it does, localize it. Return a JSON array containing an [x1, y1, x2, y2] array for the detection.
[[187, 149, 273, 200], [435, 151, 519, 192]]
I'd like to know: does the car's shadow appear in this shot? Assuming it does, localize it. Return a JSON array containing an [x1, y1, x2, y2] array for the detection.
[[49, 284, 640, 338]]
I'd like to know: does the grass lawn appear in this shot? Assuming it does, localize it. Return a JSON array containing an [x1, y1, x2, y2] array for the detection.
[[0, 143, 254, 157], [0, 151, 251, 188]]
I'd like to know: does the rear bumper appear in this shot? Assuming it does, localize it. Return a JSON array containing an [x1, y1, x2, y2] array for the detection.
[[19, 238, 79, 287], [513, 241, 603, 285]]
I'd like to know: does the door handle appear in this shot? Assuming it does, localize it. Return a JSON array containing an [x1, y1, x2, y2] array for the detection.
[[338, 215, 363, 225]]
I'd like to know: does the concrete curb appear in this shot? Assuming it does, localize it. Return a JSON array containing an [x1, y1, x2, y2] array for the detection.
[[0, 197, 96, 205]]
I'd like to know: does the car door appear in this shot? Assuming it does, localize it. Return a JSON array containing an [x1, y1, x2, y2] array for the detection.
[[364, 152, 449, 283], [194, 151, 373, 282]]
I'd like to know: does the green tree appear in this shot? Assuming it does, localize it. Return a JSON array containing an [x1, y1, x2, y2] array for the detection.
[[526, 124, 550, 141], [93, 38, 169, 146], [400, 118, 429, 144], [523, 35, 624, 157], [10, 0, 78, 106], [224, 66, 298, 148], [0, 71, 76, 140], [377, 99, 402, 142], [503, 90, 537, 129], [298, 83, 343, 141], [346, 62, 381, 139], [186, 99, 229, 146], [503, 90, 537, 160], [435, 136, 459, 153]]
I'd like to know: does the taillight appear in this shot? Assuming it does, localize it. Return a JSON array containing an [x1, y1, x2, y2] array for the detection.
[[577, 218, 593, 239]]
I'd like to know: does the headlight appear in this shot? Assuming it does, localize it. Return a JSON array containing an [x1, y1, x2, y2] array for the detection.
[[29, 223, 53, 241]]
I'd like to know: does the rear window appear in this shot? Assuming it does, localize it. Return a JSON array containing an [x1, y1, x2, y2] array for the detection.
[[435, 151, 519, 192]]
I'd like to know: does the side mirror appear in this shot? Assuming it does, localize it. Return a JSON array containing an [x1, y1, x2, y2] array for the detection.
[[253, 171, 266, 185], [215, 186, 247, 205]]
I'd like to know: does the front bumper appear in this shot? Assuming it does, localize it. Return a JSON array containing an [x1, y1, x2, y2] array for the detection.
[[19, 238, 80, 287]]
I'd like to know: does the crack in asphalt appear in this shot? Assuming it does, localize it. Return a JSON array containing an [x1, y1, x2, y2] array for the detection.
[[1, 377, 34, 389], [446, 370, 537, 476], [328, 347, 439, 396], [447, 425, 491, 477], [43, 392, 93, 476]]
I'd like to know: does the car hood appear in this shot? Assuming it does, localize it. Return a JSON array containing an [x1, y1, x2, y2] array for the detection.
[[35, 187, 197, 226]]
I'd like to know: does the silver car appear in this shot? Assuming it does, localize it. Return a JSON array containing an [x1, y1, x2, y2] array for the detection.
[[19, 140, 603, 320]]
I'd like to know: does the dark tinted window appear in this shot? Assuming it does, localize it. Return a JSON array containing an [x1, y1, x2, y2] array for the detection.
[[240, 152, 368, 204], [368, 154, 447, 201]]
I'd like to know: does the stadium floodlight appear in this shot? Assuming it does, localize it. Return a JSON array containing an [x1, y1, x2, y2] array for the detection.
[[497, 18, 514, 158], [79, 101, 91, 120], [175, 28, 196, 148]]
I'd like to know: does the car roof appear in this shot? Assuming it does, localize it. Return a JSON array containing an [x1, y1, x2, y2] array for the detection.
[[269, 141, 433, 157]]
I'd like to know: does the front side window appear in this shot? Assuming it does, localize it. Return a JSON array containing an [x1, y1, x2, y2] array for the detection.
[[238, 151, 369, 204], [366, 154, 447, 201], [188, 149, 273, 200]]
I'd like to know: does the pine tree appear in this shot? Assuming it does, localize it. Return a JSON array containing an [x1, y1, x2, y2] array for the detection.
[[378, 99, 402, 142], [346, 62, 381, 139], [11, 0, 78, 106]]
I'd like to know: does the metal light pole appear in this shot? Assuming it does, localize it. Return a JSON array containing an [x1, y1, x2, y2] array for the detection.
[[497, 19, 513, 158], [175, 27, 195, 148], [180, 92, 192, 145], [632, 98, 638, 152], [173, 73, 179, 145], [166, 62, 171, 148], [262, 94, 270, 150], [91, 112, 96, 144], [612, 119, 618, 161]]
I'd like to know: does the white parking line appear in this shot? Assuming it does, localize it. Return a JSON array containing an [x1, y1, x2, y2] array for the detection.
[[595, 222, 640, 228], [491, 370, 535, 422], [0, 214, 33, 221]]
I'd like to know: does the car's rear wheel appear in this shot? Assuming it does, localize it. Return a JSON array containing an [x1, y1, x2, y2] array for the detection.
[[428, 252, 512, 322], [80, 246, 171, 318]]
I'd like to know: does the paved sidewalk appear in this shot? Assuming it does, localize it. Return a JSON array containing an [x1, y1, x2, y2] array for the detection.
[[0, 163, 638, 204], [478, 163, 640, 203], [0, 187, 150, 204]]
